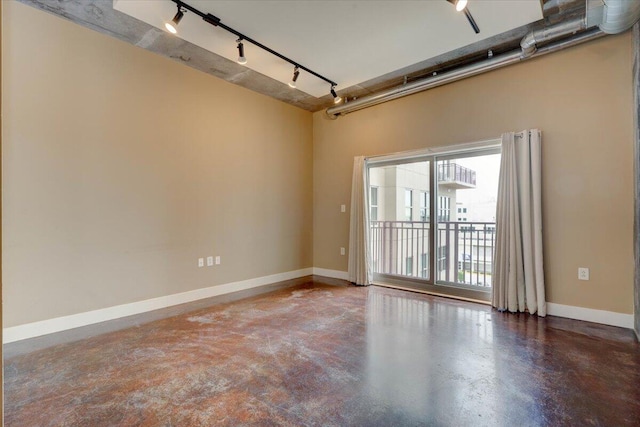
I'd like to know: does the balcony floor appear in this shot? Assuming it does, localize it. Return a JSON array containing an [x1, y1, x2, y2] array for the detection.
[[4, 278, 639, 426], [437, 180, 477, 190]]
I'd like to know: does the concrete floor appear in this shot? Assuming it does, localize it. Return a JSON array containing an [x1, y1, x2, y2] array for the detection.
[[4, 278, 640, 426]]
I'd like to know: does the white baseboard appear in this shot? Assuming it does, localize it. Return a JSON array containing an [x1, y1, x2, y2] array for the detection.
[[312, 268, 349, 281], [547, 302, 634, 329], [3, 268, 313, 344], [5, 268, 633, 343]]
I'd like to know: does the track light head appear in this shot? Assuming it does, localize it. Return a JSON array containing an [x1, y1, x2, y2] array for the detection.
[[330, 86, 342, 104], [288, 67, 300, 89], [446, 0, 467, 12], [165, 7, 184, 34], [237, 39, 247, 65]]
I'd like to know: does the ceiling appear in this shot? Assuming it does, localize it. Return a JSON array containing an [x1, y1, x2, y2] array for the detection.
[[19, 0, 587, 111], [113, 1, 543, 98]]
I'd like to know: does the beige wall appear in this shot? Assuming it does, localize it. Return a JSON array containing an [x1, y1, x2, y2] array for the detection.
[[2, 2, 313, 327], [2, 2, 635, 328], [314, 33, 634, 314]]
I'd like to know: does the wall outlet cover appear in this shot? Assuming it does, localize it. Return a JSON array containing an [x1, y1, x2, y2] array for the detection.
[[578, 267, 590, 281]]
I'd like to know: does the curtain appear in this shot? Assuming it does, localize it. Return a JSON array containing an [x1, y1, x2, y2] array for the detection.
[[493, 130, 546, 316], [348, 156, 371, 286]]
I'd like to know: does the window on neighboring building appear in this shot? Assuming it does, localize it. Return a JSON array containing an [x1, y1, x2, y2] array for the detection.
[[437, 246, 447, 273], [406, 256, 413, 276], [438, 196, 450, 222], [370, 187, 378, 221], [421, 253, 428, 278], [420, 191, 429, 222], [405, 189, 413, 221]]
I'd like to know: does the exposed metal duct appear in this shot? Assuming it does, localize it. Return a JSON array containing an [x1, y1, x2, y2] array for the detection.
[[600, 0, 640, 34], [520, 18, 586, 57], [326, 0, 640, 118]]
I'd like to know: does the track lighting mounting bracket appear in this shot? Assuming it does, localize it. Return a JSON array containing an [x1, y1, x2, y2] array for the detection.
[[203, 13, 220, 26]]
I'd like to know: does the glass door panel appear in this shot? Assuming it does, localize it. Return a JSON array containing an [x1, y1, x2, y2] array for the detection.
[[435, 153, 501, 290], [369, 161, 431, 281]]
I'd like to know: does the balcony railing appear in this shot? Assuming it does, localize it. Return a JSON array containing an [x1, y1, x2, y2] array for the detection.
[[437, 163, 477, 186], [370, 221, 495, 288]]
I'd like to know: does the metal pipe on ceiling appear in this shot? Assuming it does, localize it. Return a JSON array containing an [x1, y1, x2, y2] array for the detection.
[[326, 24, 604, 118]]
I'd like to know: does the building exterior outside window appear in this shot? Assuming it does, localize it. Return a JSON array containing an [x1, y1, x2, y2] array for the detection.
[[420, 191, 429, 222], [406, 256, 413, 276], [368, 154, 499, 289], [370, 187, 378, 221], [405, 189, 413, 221], [438, 196, 450, 222], [421, 253, 428, 278]]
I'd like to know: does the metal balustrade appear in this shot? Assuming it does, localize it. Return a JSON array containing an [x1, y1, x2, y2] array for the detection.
[[437, 163, 477, 186], [370, 221, 495, 288]]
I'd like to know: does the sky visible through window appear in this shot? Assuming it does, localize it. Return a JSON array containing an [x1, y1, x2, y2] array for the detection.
[[452, 153, 501, 222]]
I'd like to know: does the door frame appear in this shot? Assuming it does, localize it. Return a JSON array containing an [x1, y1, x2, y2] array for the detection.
[[366, 139, 501, 301]]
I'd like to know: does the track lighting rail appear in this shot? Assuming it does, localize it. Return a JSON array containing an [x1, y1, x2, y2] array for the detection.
[[170, 0, 337, 88]]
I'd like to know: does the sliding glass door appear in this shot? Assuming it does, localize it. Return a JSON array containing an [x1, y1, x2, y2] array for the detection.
[[368, 147, 500, 301]]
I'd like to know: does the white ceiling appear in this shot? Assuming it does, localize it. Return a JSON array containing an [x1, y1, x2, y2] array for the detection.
[[113, 1, 543, 98]]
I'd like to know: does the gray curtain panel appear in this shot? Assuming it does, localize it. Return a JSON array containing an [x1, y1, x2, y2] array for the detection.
[[493, 130, 546, 316], [348, 156, 372, 286]]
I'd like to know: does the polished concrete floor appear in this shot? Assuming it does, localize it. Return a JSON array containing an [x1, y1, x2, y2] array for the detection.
[[4, 278, 640, 426]]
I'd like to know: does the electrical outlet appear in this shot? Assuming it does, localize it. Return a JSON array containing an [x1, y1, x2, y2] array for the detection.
[[198, 258, 204, 268], [206, 256, 214, 267], [340, 247, 346, 256], [578, 267, 589, 281], [215, 256, 221, 265], [341, 204, 346, 213]]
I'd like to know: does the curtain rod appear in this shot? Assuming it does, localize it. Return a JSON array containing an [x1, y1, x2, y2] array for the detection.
[[514, 130, 540, 138]]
